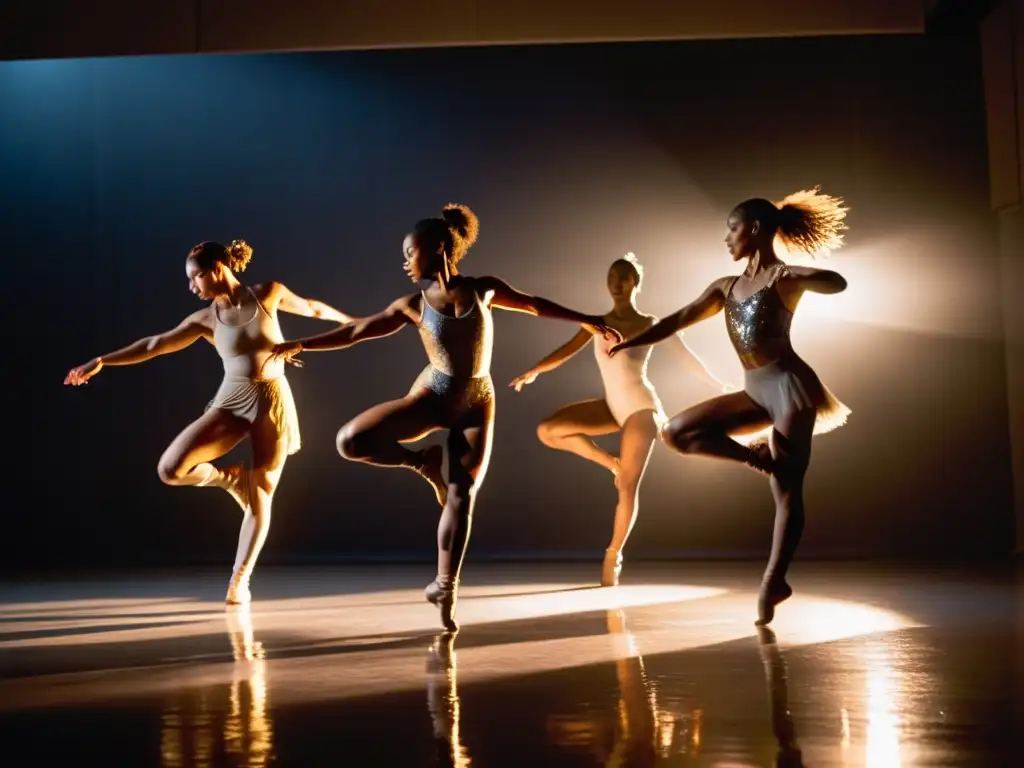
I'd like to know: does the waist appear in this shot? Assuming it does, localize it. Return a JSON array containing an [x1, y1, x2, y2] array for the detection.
[[733, 340, 795, 370], [742, 350, 813, 379]]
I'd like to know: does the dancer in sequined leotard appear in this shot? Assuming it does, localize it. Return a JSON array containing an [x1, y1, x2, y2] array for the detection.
[[510, 254, 726, 587], [270, 204, 620, 630], [64, 240, 351, 605], [609, 189, 851, 625]]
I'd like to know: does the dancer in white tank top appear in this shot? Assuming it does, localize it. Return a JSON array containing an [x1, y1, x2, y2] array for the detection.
[[65, 239, 350, 605], [511, 254, 727, 586]]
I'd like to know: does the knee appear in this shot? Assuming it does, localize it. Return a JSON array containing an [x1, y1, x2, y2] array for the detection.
[[660, 421, 698, 454], [445, 480, 477, 512], [336, 423, 367, 460], [156, 456, 185, 485], [250, 466, 281, 498], [536, 419, 557, 446]]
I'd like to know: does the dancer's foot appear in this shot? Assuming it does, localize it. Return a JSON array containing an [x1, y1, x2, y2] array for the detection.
[[426, 630, 457, 673], [425, 577, 459, 631], [222, 465, 252, 512], [226, 572, 252, 606], [419, 445, 448, 508], [746, 438, 775, 476], [756, 579, 793, 625], [601, 548, 623, 587]]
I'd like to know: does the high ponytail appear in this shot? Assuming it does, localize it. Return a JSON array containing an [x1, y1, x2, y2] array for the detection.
[[773, 188, 848, 256], [413, 203, 480, 268]]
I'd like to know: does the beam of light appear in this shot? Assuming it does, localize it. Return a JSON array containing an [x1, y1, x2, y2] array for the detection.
[[864, 637, 903, 768], [0, 586, 919, 712]]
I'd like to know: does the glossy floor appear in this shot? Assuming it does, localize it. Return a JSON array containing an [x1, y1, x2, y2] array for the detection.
[[0, 562, 1020, 766]]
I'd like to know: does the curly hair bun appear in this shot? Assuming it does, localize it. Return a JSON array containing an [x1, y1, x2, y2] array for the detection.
[[225, 239, 253, 273], [441, 204, 479, 250]]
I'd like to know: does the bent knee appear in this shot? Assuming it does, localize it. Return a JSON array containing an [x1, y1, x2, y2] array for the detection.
[[536, 420, 557, 445], [156, 457, 186, 485], [660, 421, 699, 453], [446, 480, 478, 507], [336, 424, 368, 460]]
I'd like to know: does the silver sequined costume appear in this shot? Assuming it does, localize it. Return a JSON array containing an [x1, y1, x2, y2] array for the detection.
[[725, 263, 849, 437]]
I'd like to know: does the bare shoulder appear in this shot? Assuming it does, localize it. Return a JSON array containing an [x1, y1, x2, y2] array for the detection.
[[250, 281, 281, 302], [182, 306, 215, 333], [390, 292, 421, 318]]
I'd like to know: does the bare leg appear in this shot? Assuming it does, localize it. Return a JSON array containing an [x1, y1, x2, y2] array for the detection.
[[603, 409, 659, 586], [757, 626, 804, 765], [226, 412, 290, 605], [426, 400, 494, 631], [661, 392, 775, 474], [536, 399, 620, 476], [336, 389, 448, 506], [757, 409, 815, 626], [157, 409, 251, 508]]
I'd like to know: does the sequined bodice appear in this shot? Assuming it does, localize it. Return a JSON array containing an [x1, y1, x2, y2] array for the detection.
[[418, 290, 493, 379], [725, 266, 794, 369]]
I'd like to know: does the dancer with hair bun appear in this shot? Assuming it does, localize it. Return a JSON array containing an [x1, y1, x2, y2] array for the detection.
[[270, 204, 621, 630], [65, 239, 351, 605], [511, 253, 726, 586], [609, 189, 851, 624]]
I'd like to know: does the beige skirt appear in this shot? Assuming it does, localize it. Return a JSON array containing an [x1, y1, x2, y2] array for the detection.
[[207, 375, 301, 455], [737, 355, 850, 445]]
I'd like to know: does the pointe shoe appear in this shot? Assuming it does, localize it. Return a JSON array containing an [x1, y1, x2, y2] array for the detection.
[[601, 548, 623, 587], [425, 577, 459, 632], [756, 580, 793, 626], [226, 572, 252, 606]]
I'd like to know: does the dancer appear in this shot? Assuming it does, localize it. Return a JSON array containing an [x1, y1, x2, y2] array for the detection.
[[64, 240, 350, 605], [757, 627, 805, 768], [609, 188, 850, 624], [510, 253, 726, 586], [269, 204, 620, 631]]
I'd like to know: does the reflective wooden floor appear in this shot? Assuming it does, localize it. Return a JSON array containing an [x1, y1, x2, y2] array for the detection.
[[0, 561, 1021, 766]]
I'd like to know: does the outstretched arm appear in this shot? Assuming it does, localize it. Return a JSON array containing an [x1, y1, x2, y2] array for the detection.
[[785, 266, 847, 294], [510, 328, 592, 391], [64, 309, 211, 386], [610, 278, 730, 355], [274, 295, 415, 356], [475, 275, 621, 342], [269, 281, 353, 323]]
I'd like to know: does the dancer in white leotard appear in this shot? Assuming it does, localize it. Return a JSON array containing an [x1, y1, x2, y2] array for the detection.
[[65, 239, 350, 605], [511, 254, 727, 585]]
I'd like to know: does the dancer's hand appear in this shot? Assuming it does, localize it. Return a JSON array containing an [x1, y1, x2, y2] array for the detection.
[[64, 358, 103, 386], [607, 342, 627, 358], [269, 341, 304, 368], [581, 317, 623, 344], [510, 370, 539, 392]]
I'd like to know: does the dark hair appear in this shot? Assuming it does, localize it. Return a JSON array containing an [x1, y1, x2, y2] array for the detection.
[[733, 187, 848, 256], [412, 203, 480, 268], [187, 239, 253, 273], [610, 252, 643, 291]]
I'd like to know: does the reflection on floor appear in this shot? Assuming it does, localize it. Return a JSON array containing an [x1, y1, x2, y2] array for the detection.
[[0, 562, 1020, 766]]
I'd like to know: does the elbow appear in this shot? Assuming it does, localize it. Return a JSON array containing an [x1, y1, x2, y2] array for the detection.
[[832, 275, 848, 293]]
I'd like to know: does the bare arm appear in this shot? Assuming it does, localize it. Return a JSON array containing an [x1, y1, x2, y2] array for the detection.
[[65, 310, 211, 385], [785, 266, 847, 294], [510, 328, 593, 390], [611, 278, 730, 354], [281, 295, 415, 353], [475, 275, 603, 325], [268, 281, 353, 323]]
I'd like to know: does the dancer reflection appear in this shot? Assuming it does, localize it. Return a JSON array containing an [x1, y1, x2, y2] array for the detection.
[[512, 254, 726, 585], [270, 204, 619, 630], [757, 627, 805, 768], [610, 189, 850, 624], [65, 240, 350, 604], [605, 609, 658, 766], [427, 632, 471, 767]]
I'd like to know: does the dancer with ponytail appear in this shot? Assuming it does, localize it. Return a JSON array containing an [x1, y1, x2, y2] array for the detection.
[[65, 240, 351, 604], [270, 204, 620, 631], [609, 189, 851, 624]]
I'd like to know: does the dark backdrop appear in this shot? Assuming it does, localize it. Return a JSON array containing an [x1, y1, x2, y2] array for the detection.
[[2, 35, 1012, 570]]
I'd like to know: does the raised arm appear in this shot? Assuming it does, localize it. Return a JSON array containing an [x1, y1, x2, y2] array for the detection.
[[510, 328, 593, 391], [64, 309, 211, 386], [273, 295, 416, 358], [610, 278, 730, 356], [267, 281, 353, 323]]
